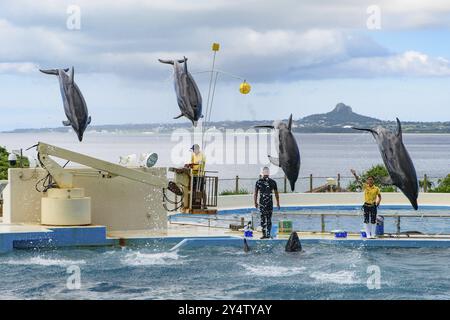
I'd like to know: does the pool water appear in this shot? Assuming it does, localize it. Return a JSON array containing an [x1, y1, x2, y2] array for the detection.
[[1, 242, 450, 299]]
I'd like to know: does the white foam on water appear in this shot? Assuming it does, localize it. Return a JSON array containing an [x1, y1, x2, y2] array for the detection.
[[310, 270, 359, 285], [4, 256, 86, 267], [122, 251, 183, 266], [241, 264, 306, 277]]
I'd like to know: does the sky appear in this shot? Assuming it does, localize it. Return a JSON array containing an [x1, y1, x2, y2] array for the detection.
[[0, 0, 450, 130]]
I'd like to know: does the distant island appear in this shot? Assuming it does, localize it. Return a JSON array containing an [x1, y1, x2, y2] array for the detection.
[[4, 103, 450, 134]]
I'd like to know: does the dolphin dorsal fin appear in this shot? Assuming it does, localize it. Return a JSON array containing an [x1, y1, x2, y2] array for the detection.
[[288, 114, 293, 131], [396, 118, 402, 139]]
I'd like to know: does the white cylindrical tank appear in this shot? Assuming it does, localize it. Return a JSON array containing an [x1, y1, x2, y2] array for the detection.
[[41, 188, 91, 226]]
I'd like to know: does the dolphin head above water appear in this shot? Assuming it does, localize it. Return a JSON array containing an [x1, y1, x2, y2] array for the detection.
[[353, 118, 419, 210]]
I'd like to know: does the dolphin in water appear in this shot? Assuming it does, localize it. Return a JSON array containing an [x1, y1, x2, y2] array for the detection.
[[353, 118, 419, 210], [158, 57, 202, 127], [285, 232, 302, 252], [255, 114, 301, 191], [40, 67, 91, 141], [243, 238, 250, 252]]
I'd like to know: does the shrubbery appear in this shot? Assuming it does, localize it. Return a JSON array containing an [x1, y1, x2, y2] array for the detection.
[[347, 164, 396, 192], [430, 174, 450, 193], [0, 146, 29, 180]]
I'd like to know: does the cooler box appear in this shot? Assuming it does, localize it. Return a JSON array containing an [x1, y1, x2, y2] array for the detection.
[[376, 216, 384, 236], [278, 220, 293, 234], [332, 230, 347, 238]]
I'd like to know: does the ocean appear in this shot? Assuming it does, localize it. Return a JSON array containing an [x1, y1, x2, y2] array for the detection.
[[1, 132, 449, 192]]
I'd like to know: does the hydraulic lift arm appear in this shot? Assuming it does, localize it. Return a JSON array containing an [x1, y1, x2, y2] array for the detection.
[[36, 142, 180, 193]]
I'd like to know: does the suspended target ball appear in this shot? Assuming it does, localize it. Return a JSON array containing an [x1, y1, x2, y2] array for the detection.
[[239, 80, 251, 94]]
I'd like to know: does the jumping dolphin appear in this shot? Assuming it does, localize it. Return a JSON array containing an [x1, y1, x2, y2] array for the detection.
[[285, 232, 302, 252], [158, 57, 202, 127], [40, 67, 91, 141], [255, 114, 300, 191], [353, 118, 419, 210]]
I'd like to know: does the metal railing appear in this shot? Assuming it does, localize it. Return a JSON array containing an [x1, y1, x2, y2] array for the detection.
[[218, 174, 442, 194], [204, 176, 218, 207]]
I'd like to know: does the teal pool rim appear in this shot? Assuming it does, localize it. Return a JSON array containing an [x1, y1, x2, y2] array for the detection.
[[170, 205, 450, 218]]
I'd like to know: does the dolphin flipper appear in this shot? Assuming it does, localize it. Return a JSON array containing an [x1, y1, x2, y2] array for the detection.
[[268, 155, 280, 167], [380, 175, 393, 185], [173, 114, 184, 119], [62, 120, 71, 126], [87, 116, 91, 125]]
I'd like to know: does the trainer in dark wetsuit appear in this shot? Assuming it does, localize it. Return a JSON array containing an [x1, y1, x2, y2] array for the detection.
[[254, 167, 280, 239]]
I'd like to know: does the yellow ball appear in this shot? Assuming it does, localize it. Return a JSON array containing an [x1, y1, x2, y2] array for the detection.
[[239, 81, 251, 94]]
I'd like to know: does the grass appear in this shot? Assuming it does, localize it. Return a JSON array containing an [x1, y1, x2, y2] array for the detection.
[[219, 188, 250, 196]]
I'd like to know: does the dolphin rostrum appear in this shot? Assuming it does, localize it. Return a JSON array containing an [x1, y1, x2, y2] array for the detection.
[[40, 67, 91, 141], [353, 118, 419, 210], [158, 57, 202, 127], [255, 114, 300, 191]]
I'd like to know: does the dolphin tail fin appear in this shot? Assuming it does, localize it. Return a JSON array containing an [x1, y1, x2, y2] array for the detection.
[[173, 114, 184, 119], [183, 56, 188, 72], [268, 155, 280, 167], [39, 69, 59, 75], [87, 116, 91, 125], [158, 59, 174, 65], [62, 120, 71, 126], [70, 66, 75, 85], [396, 118, 402, 138], [352, 127, 378, 135], [288, 114, 293, 131]]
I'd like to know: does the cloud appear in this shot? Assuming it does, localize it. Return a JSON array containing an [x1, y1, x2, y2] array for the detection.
[[0, 62, 38, 74], [0, 0, 450, 84]]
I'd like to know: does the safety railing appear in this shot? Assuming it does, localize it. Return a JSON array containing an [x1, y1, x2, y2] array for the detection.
[[204, 175, 218, 207]]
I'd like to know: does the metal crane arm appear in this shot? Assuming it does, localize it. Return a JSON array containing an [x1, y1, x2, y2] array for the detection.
[[36, 142, 169, 189]]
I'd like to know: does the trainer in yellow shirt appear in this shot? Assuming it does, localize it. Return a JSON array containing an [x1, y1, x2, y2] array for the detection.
[[351, 169, 382, 239], [364, 183, 381, 205], [189, 144, 206, 176]]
